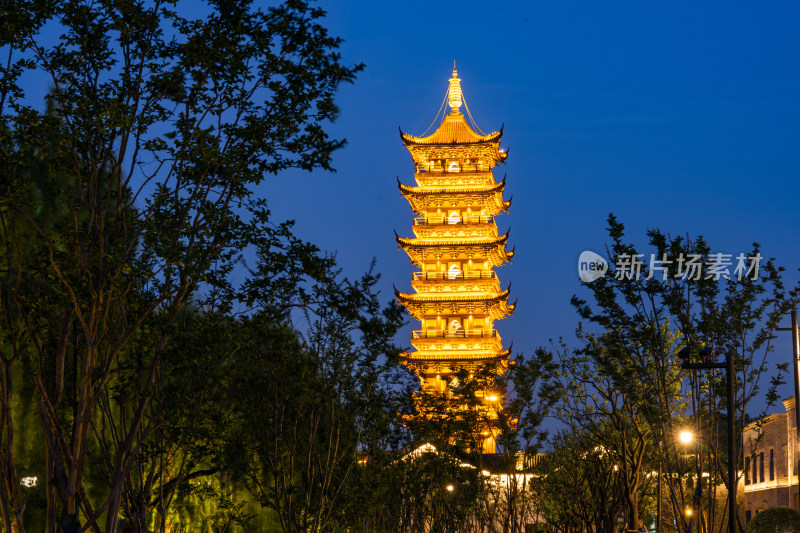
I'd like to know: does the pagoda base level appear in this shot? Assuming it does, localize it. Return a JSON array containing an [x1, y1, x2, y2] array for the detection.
[[405, 390, 503, 455]]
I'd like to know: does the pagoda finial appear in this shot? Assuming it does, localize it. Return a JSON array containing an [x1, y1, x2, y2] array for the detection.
[[447, 64, 462, 112]]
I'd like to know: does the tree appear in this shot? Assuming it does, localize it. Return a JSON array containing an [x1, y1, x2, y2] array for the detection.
[[566, 214, 800, 533], [745, 507, 800, 533], [557, 340, 653, 533], [486, 348, 559, 533], [0, 1, 362, 531], [393, 351, 558, 533], [228, 258, 406, 532], [534, 431, 624, 533]]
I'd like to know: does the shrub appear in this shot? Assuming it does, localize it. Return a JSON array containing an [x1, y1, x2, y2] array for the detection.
[[747, 507, 800, 533]]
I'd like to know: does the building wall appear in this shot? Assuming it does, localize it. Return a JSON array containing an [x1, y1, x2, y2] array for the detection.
[[743, 399, 800, 521]]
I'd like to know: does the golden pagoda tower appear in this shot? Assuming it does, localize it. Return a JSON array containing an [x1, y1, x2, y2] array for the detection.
[[396, 66, 514, 453]]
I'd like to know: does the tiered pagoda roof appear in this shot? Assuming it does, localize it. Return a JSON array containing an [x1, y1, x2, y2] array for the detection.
[[398, 178, 511, 214], [394, 287, 515, 321], [394, 65, 514, 453], [400, 112, 503, 145], [395, 232, 514, 268], [400, 113, 508, 169]]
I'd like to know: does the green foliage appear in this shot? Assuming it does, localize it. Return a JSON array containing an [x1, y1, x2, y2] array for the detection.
[[535, 431, 623, 533], [1, 1, 365, 531], [561, 213, 800, 533], [746, 507, 800, 533], [226, 258, 406, 532], [362, 446, 482, 533]]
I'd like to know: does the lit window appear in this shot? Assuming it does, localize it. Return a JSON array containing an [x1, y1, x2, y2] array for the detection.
[[770, 449, 774, 481], [447, 211, 461, 224], [448, 320, 462, 336], [745, 457, 750, 484], [448, 161, 460, 172], [447, 264, 462, 280]]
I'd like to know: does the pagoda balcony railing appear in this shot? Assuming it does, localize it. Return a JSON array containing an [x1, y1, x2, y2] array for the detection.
[[414, 215, 494, 226], [412, 329, 498, 339], [418, 163, 492, 173], [412, 271, 496, 281]]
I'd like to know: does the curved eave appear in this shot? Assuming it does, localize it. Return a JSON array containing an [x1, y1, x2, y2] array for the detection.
[[400, 347, 512, 362], [398, 175, 507, 196], [403, 195, 510, 217], [399, 124, 503, 147], [395, 287, 511, 305], [396, 231, 510, 249]]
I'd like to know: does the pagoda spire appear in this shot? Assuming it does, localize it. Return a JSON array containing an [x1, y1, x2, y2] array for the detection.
[[447, 65, 462, 111]]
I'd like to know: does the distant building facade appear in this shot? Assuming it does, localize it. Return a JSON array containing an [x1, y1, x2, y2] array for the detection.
[[742, 398, 800, 522]]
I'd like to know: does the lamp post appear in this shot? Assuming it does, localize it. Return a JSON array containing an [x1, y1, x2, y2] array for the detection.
[[657, 441, 662, 533], [444, 483, 455, 533], [658, 430, 697, 533], [677, 429, 709, 533], [776, 309, 800, 510], [677, 346, 736, 533]]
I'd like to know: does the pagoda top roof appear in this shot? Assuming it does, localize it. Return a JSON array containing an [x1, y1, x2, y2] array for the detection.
[[400, 66, 506, 152], [401, 110, 503, 146]]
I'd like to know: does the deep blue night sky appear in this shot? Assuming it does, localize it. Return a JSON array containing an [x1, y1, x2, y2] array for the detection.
[[21, 1, 800, 412], [259, 1, 800, 408]]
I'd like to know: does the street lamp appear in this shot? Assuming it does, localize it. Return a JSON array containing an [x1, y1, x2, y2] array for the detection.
[[443, 484, 455, 533], [777, 309, 800, 510], [677, 346, 736, 533], [657, 429, 697, 533]]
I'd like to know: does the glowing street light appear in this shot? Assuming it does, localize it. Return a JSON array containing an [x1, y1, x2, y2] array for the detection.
[[658, 430, 697, 533], [677, 346, 736, 533], [487, 394, 498, 402], [446, 484, 454, 492]]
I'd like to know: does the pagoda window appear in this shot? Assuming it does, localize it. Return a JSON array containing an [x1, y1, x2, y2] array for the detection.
[[448, 161, 461, 173], [448, 211, 462, 224], [448, 319, 462, 336], [447, 264, 462, 280]]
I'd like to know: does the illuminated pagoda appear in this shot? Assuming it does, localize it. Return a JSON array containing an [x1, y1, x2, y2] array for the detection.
[[396, 66, 514, 453]]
